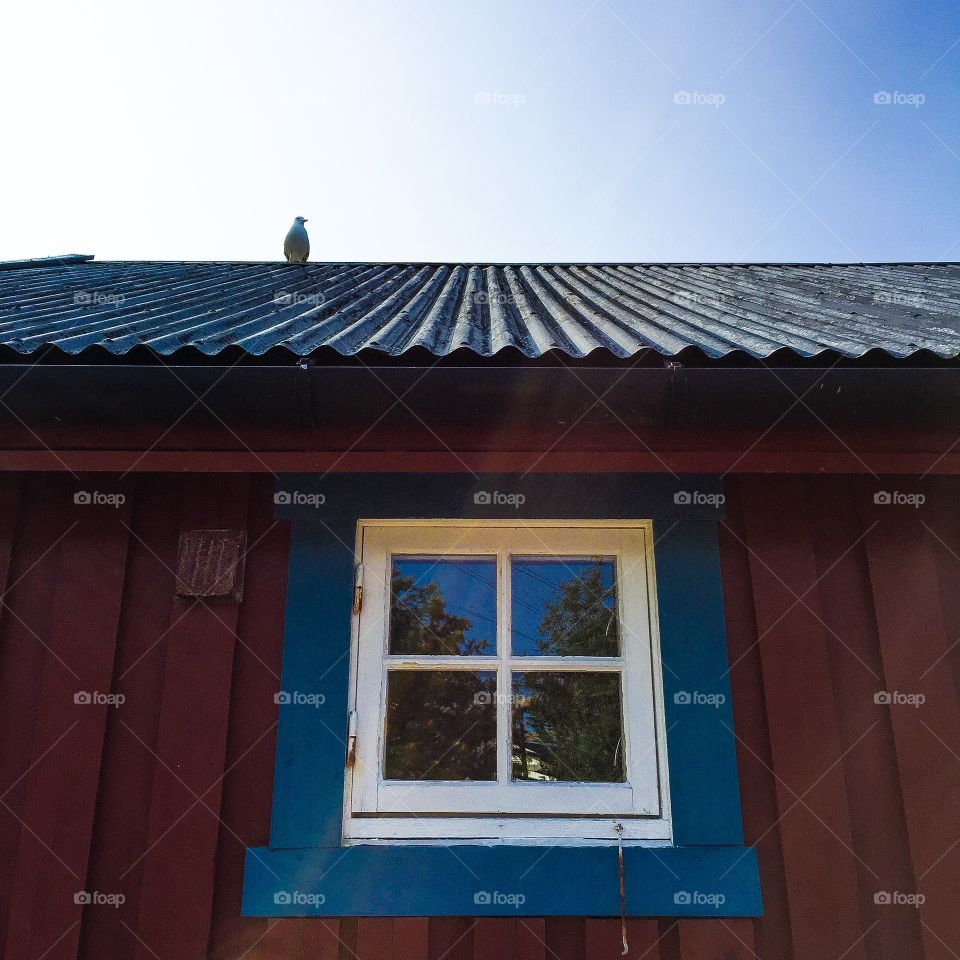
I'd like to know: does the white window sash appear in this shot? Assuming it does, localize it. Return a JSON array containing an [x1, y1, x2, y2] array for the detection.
[[345, 521, 670, 839]]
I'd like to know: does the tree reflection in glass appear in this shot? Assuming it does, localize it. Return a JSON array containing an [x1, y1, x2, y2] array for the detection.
[[384, 670, 497, 780], [389, 557, 496, 655], [384, 558, 498, 781], [511, 673, 625, 782], [511, 558, 625, 782], [511, 558, 619, 657], [382, 555, 627, 784]]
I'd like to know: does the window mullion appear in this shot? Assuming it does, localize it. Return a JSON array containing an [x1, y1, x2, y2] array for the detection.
[[497, 545, 511, 787], [384, 656, 497, 670], [508, 656, 625, 671]]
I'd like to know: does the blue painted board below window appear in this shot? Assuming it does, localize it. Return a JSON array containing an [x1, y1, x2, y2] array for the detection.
[[242, 844, 761, 917]]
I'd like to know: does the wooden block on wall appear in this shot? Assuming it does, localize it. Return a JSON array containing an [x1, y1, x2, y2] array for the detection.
[[175, 529, 246, 601]]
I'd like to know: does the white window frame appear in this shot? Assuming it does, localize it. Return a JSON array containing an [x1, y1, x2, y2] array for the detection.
[[343, 520, 671, 843]]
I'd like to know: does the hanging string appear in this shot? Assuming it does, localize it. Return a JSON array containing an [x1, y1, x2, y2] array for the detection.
[[616, 822, 628, 955]]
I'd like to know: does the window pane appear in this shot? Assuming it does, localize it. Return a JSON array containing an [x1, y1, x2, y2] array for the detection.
[[390, 557, 497, 655], [511, 558, 619, 656], [384, 670, 497, 780], [511, 673, 625, 782]]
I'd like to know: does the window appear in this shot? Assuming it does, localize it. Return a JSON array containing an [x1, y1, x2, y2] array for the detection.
[[245, 477, 761, 917], [345, 521, 670, 841]]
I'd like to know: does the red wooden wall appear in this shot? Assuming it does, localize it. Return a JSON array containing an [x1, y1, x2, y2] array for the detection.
[[0, 471, 957, 960]]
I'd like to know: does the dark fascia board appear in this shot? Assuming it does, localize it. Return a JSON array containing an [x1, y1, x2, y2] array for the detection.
[[0, 364, 956, 429]]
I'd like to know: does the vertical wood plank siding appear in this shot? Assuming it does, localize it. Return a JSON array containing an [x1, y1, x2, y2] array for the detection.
[[738, 477, 867, 960], [0, 473, 957, 960]]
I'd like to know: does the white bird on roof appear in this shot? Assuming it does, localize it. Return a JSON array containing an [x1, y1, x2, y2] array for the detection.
[[283, 216, 309, 263]]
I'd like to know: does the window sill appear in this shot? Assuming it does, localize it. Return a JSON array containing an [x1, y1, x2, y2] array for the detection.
[[241, 844, 761, 917], [341, 837, 674, 847], [343, 814, 672, 843]]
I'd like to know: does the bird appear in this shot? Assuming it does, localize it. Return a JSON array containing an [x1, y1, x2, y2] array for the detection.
[[284, 216, 309, 263]]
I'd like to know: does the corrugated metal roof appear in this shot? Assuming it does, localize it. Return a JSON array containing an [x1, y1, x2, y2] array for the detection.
[[0, 260, 957, 360]]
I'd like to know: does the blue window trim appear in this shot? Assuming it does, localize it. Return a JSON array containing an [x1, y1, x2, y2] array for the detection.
[[242, 474, 761, 918]]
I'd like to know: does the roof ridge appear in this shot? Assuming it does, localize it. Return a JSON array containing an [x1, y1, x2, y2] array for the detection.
[[43, 259, 960, 268], [0, 254, 95, 272]]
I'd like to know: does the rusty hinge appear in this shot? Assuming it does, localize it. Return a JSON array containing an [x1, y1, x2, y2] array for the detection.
[[352, 563, 364, 614], [346, 709, 358, 767]]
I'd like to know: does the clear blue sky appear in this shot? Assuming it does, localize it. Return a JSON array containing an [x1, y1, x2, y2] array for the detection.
[[2, 0, 958, 262]]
